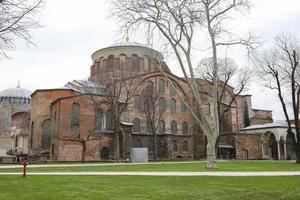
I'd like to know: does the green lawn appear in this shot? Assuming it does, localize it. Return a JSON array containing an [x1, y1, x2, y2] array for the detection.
[[0, 161, 300, 172], [0, 176, 299, 200]]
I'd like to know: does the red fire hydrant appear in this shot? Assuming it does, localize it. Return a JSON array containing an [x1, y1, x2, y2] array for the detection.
[[23, 159, 27, 177]]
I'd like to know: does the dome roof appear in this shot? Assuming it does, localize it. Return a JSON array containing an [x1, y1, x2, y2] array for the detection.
[[109, 41, 148, 48], [0, 87, 32, 99]]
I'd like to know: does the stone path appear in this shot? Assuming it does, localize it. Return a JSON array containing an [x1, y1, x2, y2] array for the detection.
[[0, 161, 200, 169], [0, 171, 300, 176], [0, 160, 295, 169]]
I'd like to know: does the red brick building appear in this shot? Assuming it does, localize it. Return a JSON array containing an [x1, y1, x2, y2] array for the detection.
[[29, 40, 274, 161]]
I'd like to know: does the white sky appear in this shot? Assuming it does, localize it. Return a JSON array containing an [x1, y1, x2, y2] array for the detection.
[[0, 0, 300, 120]]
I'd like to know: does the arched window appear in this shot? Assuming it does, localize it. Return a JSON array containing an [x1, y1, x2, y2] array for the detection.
[[42, 120, 51, 150], [134, 95, 141, 109], [181, 100, 188, 112], [183, 141, 188, 151], [146, 80, 154, 96], [159, 120, 165, 134], [106, 110, 113, 130], [146, 120, 151, 134], [30, 121, 34, 148], [173, 140, 177, 152], [132, 54, 139, 72], [119, 54, 127, 71], [143, 56, 149, 72], [159, 97, 166, 113], [107, 55, 114, 71], [54, 111, 57, 121], [171, 120, 177, 135], [133, 118, 140, 133], [169, 85, 176, 96], [71, 103, 80, 129], [98, 57, 103, 73], [170, 99, 176, 113], [96, 110, 104, 131], [182, 122, 188, 135], [158, 79, 165, 95]]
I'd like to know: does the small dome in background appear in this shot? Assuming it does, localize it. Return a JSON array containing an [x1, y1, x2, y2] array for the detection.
[[0, 82, 32, 99]]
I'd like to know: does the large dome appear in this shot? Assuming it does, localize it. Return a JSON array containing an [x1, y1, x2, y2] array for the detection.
[[91, 40, 164, 63], [0, 87, 32, 99]]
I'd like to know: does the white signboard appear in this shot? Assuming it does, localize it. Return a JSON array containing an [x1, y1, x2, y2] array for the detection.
[[130, 148, 148, 163]]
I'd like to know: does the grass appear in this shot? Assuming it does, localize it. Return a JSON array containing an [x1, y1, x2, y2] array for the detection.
[[1, 161, 300, 172], [0, 175, 299, 200]]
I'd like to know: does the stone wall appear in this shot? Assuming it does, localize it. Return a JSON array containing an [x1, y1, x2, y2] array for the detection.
[[235, 133, 262, 160]]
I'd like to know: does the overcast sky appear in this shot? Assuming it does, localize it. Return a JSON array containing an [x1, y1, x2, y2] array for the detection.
[[0, 0, 300, 120]]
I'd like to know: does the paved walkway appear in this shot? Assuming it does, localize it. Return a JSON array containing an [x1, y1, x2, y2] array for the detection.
[[0, 161, 200, 169], [0, 171, 300, 176], [0, 160, 295, 169]]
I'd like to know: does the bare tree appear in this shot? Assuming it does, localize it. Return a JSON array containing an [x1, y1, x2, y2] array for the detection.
[[91, 68, 140, 160], [111, 0, 253, 168], [140, 77, 166, 160], [255, 33, 300, 163], [0, 0, 44, 58], [196, 57, 251, 133]]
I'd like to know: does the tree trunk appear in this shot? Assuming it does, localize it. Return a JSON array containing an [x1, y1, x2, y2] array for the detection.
[[81, 142, 86, 163], [153, 133, 157, 161], [121, 131, 126, 160], [296, 134, 300, 163], [114, 131, 120, 161], [206, 134, 218, 169]]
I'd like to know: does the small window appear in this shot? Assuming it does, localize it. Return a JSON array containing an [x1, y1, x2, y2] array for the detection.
[[71, 103, 80, 129], [146, 120, 151, 134], [106, 110, 113, 130], [159, 97, 166, 113], [158, 79, 165, 95], [42, 120, 51, 150], [143, 56, 149, 72], [107, 55, 114, 71], [170, 99, 176, 113], [169, 85, 176, 96], [119, 54, 127, 71], [132, 54, 139, 72], [134, 95, 141, 109], [133, 118, 140, 133], [181, 100, 188, 112], [96, 110, 104, 131], [171, 120, 177, 135], [159, 120, 165, 134], [182, 122, 188, 135], [146, 81, 154, 96]]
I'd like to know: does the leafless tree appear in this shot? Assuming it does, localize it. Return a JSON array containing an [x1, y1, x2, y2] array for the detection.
[[196, 57, 251, 133], [0, 0, 44, 58], [111, 0, 253, 168], [140, 77, 166, 160], [91, 68, 140, 160], [255, 33, 300, 163]]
